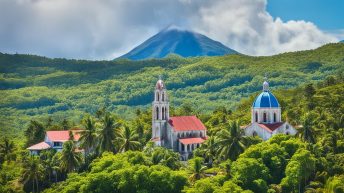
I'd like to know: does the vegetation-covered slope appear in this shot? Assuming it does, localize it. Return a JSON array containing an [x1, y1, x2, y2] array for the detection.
[[2, 74, 342, 193], [1, 43, 344, 137]]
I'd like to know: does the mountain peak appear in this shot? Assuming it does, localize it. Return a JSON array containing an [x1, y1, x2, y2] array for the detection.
[[118, 27, 238, 60], [162, 24, 186, 32]]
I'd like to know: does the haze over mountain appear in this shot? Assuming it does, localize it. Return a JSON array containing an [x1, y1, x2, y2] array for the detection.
[[119, 27, 238, 60]]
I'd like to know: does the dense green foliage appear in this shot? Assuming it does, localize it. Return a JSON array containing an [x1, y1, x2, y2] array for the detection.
[[0, 74, 342, 192], [44, 151, 188, 193], [1, 44, 344, 192], [1, 43, 344, 138]]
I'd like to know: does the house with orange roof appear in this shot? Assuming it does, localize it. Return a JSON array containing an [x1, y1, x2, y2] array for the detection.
[[27, 130, 82, 155]]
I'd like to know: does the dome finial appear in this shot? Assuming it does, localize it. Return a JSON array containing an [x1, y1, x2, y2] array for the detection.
[[263, 74, 269, 91]]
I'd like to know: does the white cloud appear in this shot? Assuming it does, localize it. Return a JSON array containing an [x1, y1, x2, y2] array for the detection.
[[0, 0, 341, 59], [190, 0, 338, 55]]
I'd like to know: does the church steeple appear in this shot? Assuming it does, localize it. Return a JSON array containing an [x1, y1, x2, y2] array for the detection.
[[153, 76, 169, 120], [152, 76, 170, 146]]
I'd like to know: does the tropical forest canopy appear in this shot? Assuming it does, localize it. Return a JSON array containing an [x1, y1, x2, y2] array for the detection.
[[1, 43, 343, 138], [1, 73, 343, 193], [0, 42, 344, 192]]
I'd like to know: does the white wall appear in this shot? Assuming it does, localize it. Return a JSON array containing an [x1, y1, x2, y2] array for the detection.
[[244, 122, 272, 141], [251, 107, 281, 123], [245, 122, 297, 141]]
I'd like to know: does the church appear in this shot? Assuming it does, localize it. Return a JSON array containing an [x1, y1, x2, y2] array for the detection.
[[243, 78, 297, 140], [151, 77, 207, 160]]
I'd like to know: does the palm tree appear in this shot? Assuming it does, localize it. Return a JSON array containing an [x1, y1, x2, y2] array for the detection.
[[201, 136, 217, 166], [21, 156, 44, 193], [188, 157, 207, 182], [0, 138, 15, 162], [51, 153, 61, 183], [98, 113, 120, 153], [298, 114, 317, 144], [59, 141, 82, 173], [151, 147, 181, 170], [116, 126, 141, 152], [215, 120, 247, 161], [39, 149, 56, 183], [79, 116, 97, 162]]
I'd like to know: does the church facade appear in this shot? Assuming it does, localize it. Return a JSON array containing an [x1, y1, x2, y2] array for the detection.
[[244, 79, 297, 140], [151, 77, 207, 160]]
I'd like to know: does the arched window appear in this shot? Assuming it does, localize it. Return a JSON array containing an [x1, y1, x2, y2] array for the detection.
[[252, 131, 258, 137], [162, 93, 165, 101], [164, 107, 167, 119], [156, 106, 159, 120], [255, 112, 258, 122], [286, 132, 289, 135], [273, 113, 276, 122], [165, 107, 167, 119], [157, 93, 160, 101], [162, 107, 165, 119], [263, 112, 267, 122]]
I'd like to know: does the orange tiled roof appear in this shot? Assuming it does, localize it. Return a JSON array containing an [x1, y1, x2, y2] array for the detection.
[[258, 122, 284, 132], [46, 130, 81, 142], [169, 116, 206, 131], [179, 137, 205, 145], [27, 142, 51, 150]]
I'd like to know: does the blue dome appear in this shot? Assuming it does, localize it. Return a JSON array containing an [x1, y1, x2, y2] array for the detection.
[[253, 91, 280, 108]]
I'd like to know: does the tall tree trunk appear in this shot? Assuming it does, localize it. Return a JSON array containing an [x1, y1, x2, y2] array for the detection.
[[84, 148, 88, 166], [32, 179, 35, 193], [36, 176, 39, 193], [299, 181, 301, 193]]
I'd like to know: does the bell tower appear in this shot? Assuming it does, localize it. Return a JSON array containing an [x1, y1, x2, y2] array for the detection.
[[152, 76, 169, 146]]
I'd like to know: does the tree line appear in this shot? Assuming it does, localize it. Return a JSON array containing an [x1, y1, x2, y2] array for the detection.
[[0, 74, 344, 192]]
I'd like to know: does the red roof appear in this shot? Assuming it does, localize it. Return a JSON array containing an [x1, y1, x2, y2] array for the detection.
[[27, 142, 51, 150], [258, 122, 284, 132], [46, 130, 81, 142], [179, 138, 205, 145], [169, 116, 206, 131]]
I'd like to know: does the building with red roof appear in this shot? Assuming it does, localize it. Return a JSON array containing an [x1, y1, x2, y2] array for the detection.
[[151, 77, 207, 160], [27, 130, 82, 155], [243, 78, 297, 140]]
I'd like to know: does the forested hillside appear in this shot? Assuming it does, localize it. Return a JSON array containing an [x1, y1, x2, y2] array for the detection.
[[1, 43, 344, 137], [1, 74, 342, 193]]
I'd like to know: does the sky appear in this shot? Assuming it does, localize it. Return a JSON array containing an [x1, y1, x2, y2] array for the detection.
[[0, 0, 343, 60]]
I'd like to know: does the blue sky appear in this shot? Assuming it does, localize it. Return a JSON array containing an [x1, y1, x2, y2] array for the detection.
[[267, 0, 344, 30], [0, 0, 343, 59]]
